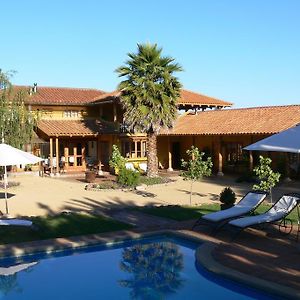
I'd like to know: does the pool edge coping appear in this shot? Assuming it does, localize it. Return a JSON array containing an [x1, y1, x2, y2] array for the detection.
[[196, 242, 300, 300]]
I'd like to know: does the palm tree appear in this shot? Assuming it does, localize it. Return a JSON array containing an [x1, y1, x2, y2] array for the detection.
[[116, 43, 183, 177], [119, 242, 184, 299]]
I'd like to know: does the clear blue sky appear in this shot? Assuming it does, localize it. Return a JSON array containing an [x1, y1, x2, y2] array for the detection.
[[2, 0, 300, 108]]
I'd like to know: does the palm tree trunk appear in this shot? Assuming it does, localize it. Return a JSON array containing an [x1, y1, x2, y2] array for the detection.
[[147, 132, 158, 177]]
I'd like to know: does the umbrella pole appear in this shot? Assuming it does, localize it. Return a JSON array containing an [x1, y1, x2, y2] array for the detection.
[[4, 165, 8, 215]]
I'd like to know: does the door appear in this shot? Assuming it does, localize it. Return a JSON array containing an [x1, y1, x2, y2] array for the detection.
[[172, 142, 181, 169]]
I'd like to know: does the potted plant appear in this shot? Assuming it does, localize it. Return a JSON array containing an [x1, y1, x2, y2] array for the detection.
[[219, 187, 236, 210]]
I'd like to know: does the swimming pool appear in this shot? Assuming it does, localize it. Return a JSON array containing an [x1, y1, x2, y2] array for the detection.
[[0, 235, 278, 299]]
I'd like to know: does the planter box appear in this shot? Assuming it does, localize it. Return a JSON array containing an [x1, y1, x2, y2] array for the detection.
[[85, 171, 97, 183]]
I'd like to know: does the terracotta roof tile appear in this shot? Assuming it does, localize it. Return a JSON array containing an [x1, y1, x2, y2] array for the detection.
[[160, 105, 300, 135], [15, 86, 106, 105], [92, 89, 233, 107], [179, 89, 232, 107], [37, 119, 118, 137]]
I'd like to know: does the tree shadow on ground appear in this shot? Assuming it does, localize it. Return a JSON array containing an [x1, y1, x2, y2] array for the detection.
[[211, 226, 300, 291], [36, 196, 161, 217]]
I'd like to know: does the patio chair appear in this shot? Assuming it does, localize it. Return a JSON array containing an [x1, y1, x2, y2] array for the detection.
[[192, 190, 268, 232], [0, 218, 32, 226], [228, 193, 300, 236]]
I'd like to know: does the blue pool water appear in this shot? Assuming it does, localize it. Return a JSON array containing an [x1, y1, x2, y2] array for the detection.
[[0, 235, 278, 299]]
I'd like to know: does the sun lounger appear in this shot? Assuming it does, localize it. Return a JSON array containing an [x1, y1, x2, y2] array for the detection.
[[228, 193, 300, 236], [0, 219, 32, 226], [192, 190, 268, 231]]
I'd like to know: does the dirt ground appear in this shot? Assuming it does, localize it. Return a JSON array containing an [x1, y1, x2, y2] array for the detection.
[[1, 172, 300, 217]]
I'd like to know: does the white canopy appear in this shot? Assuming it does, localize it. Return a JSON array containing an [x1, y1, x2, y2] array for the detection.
[[244, 124, 300, 153], [0, 143, 43, 214], [0, 143, 42, 166]]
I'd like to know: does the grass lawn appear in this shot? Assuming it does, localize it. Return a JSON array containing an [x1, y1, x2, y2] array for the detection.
[[136, 203, 299, 224], [0, 213, 133, 245]]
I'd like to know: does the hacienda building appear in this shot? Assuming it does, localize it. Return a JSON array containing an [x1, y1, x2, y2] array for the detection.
[[18, 84, 300, 177]]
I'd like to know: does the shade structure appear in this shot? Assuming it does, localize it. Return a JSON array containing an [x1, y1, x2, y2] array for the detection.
[[0, 143, 43, 214], [244, 124, 300, 153], [0, 143, 43, 166]]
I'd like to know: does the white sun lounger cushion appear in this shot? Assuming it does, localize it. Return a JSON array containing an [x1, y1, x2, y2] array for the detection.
[[0, 219, 32, 226], [229, 195, 299, 228], [202, 192, 266, 223], [125, 163, 135, 171]]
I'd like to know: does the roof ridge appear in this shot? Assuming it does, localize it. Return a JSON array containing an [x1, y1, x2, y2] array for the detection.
[[13, 85, 106, 92], [181, 89, 233, 105], [197, 104, 300, 114]]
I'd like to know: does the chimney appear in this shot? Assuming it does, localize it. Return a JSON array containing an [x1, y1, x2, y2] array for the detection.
[[33, 83, 37, 93]]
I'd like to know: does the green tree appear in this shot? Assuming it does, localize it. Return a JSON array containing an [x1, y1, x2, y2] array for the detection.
[[253, 156, 281, 202], [181, 146, 213, 205], [119, 242, 184, 299], [116, 43, 183, 177], [0, 69, 36, 148]]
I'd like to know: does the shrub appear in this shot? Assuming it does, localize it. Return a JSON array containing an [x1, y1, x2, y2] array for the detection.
[[219, 187, 236, 209], [139, 176, 172, 185], [117, 167, 140, 187]]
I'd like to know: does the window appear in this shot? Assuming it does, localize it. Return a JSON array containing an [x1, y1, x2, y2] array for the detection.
[[225, 143, 243, 164], [64, 110, 80, 118], [121, 139, 147, 159]]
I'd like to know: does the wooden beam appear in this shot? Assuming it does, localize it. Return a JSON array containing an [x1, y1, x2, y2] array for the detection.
[[55, 137, 59, 172], [49, 137, 53, 174], [167, 136, 173, 172], [74, 146, 77, 167]]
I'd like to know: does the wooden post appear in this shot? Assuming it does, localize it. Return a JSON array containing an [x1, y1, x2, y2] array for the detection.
[[167, 137, 173, 172], [249, 151, 254, 172], [55, 137, 59, 173], [64, 147, 69, 167], [97, 136, 103, 175], [49, 138, 53, 175], [74, 146, 77, 167], [82, 144, 86, 169], [134, 140, 138, 158], [113, 103, 117, 122], [285, 153, 292, 182], [216, 138, 224, 176]]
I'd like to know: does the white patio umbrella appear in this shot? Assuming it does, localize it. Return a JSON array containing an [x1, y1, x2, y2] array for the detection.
[[244, 124, 300, 153], [0, 143, 43, 214]]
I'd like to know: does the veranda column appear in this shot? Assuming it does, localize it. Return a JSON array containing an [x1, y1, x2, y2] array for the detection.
[[113, 103, 117, 122], [64, 146, 69, 168], [74, 146, 77, 167], [82, 143, 86, 169], [285, 153, 292, 182], [167, 137, 173, 172], [49, 137, 53, 175], [97, 136, 103, 175], [216, 138, 224, 176], [249, 151, 254, 172], [55, 137, 59, 173]]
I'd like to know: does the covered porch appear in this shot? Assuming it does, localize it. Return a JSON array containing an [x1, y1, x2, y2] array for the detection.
[[36, 119, 119, 175]]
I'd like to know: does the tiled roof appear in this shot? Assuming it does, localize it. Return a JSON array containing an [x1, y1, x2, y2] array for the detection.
[[15, 86, 106, 105], [37, 119, 119, 137], [160, 105, 300, 135], [179, 89, 232, 107], [92, 89, 233, 107]]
